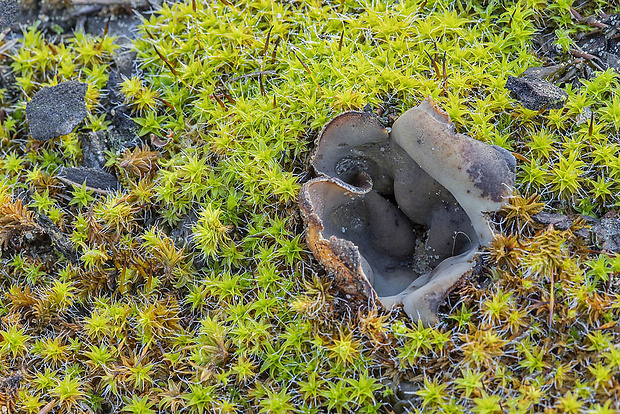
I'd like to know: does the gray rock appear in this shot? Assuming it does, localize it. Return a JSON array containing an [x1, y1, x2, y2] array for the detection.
[[578, 32, 607, 57], [520, 64, 566, 81], [80, 128, 137, 170], [601, 51, 620, 72], [79, 131, 108, 169], [532, 212, 575, 230], [57, 166, 119, 193], [0, 0, 17, 29], [505, 75, 568, 111], [26, 81, 88, 141], [106, 70, 125, 107], [533, 212, 597, 239], [594, 214, 620, 253], [170, 209, 198, 247], [36, 213, 77, 262], [79, 112, 139, 171], [111, 107, 139, 142], [574, 14, 620, 72]]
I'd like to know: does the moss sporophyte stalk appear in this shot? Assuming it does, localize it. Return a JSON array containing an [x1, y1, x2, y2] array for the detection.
[[0, 0, 620, 412]]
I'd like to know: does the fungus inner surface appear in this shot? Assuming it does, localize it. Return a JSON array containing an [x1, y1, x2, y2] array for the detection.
[[313, 136, 478, 297]]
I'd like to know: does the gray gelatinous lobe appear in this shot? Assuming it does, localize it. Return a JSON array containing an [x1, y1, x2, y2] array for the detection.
[[299, 97, 516, 325], [466, 145, 517, 202], [26, 81, 88, 141]]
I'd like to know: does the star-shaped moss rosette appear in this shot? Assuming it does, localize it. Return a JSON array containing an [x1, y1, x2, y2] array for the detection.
[[300, 97, 516, 325]]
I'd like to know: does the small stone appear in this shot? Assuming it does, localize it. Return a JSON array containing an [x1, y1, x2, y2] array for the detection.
[[520, 64, 566, 81], [594, 213, 620, 253], [79, 131, 108, 169], [170, 209, 199, 247], [601, 51, 620, 72], [533, 212, 597, 239], [26, 81, 88, 141], [57, 167, 119, 193], [578, 34, 607, 57], [505, 75, 568, 111], [533, 212, 576, 231], [0, 0, 18, 29], [80, 128, 137, 169]]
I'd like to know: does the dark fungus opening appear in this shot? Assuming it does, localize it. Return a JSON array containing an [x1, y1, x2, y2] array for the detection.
[[300, 98, 515, 324], [308, 112, 477, 297]]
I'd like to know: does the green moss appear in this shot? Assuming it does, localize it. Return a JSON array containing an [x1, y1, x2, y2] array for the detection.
[[0, 0, 619, 412]]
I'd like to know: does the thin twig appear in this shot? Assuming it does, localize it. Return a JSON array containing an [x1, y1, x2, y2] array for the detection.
[[37, 400, 56, 414], [211, 93, 227, 110], [548, 267, 555, 334], [425, 50, 440, 79], [95, 15, 111, 50], [151, 44, 192, 90], [260, 26, 272, 97], [511, 152, 531, 163], [569, 48, 606, 72], [192, 0, 202, 50], [0, 38, 19, 56], [292, 48, 322, 92], [57, 176, 112, 195], [270, 37, 281, 64]]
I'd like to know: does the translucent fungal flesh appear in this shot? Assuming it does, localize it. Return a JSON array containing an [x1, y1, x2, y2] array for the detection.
[[300, 97, 516, 324]]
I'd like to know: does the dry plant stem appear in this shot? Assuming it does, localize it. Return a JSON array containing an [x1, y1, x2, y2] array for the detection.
[[148, 40, 192, 90], [37, 400, 56, 414], [292, 49, 322, 93], [511, 152, 531, 163], [568, 48, 605, 71], [425, 50, 440, 79], [536, 103, 548, 114], [441, 51, 448, 96], [56, 175, 111, 195], [549, 267, 554, 334], [155, 96, 175, 110], [270, 37, 281, 64], [260, 26, 272, 96], [95, 16, 111, 51], [0, 39, 19, 56], [221, 89, 235, 104], [211, 93, 227, 110], [582, 248, 617, 257], [192, 0, 202, 50], [593, 321, 617, 330]]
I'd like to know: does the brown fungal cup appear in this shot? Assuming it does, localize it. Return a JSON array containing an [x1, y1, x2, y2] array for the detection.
[[299, 97, 516, 325]]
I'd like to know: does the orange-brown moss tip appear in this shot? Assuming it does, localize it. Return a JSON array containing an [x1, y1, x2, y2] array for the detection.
[[299, 97, 516, 325]]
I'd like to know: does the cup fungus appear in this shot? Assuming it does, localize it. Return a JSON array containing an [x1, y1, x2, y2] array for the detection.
[[299, 97, 516, 325]]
